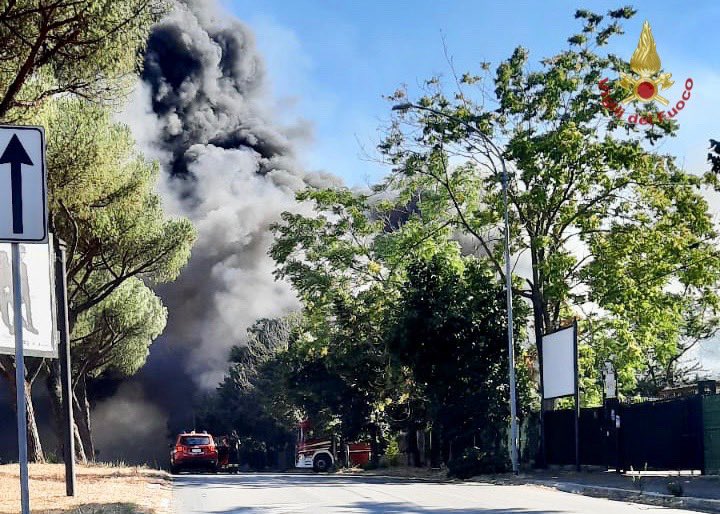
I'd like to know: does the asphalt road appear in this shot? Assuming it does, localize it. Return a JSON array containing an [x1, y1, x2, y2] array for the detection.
[[172, 473, 701, 513]]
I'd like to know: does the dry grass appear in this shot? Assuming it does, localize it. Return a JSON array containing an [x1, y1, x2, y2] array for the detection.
[[0, 463, 171, 514]]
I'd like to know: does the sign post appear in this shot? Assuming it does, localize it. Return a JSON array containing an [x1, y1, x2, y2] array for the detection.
[[11, 243, 29, 513], [54, 238, 75, 496], [541, 322, 580, 471], [0, 125, 48, 514]]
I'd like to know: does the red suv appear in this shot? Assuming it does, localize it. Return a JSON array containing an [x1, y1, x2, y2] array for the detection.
[[170, 432, 218, 473]]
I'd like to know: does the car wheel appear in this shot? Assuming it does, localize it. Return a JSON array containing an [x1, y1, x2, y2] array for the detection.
[[170, 465, 180, 475], [313, 454, 333, 473]]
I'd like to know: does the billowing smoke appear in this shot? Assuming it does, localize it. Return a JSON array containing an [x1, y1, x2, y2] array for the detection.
[[93, 0, 339, 463]]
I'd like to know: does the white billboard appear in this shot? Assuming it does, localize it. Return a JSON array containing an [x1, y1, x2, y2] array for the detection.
[[541, 324, 576, 399], [0, 242, 57, 357]]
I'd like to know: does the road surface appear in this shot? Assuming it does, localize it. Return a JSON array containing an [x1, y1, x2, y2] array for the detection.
[[172, 472, 701, 513]]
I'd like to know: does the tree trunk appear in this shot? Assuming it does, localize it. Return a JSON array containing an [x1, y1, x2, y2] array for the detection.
[[406, 420, 421, 467], [24, 379, 45, 463], [369, 424, 381, 467], [73, 377, 95, 461], [73, 420, 87, 464], [440, 430, 451, 467], [46, 359, 65, 458], [0, 356, 45, 462], [429, 428, 441, 468]]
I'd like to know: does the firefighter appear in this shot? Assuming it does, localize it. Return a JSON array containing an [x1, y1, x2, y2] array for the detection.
[[229, 430, 241, 466], [218, 436, 230, 469]]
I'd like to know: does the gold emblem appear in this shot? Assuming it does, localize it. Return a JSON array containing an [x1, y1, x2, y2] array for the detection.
[[619, 21, 674, 105]]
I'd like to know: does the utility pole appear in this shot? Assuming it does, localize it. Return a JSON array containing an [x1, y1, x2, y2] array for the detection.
[[501, 150, 519, 475]]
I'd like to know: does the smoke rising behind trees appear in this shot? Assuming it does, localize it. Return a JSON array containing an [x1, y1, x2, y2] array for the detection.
[[94, 0, 340, 462]]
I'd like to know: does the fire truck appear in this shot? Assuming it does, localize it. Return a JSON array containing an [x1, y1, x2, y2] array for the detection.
[[295, 420, 372, 472]]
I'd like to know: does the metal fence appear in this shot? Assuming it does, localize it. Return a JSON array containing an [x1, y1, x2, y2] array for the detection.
[[544, 394, 705, 472]]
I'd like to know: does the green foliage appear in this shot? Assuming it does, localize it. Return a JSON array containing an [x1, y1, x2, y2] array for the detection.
[[0, 0, 167, 121], [447, 446, 507, 479], [72, 278, 167, 378], [267, 185, 534, 467], [38, 98, 193, 459], [388, 252, 532, 459], [41, 99, 195, 329], [383, 438, 401, 467], [0, 0, 190, 463], [270, 187, 481, 444], [197, 316, 301, 460], [381, 8, 720, 398], [667, 481, 684, 497]]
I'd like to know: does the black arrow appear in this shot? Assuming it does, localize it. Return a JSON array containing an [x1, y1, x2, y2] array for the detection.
[[0, 134, 33, 234]]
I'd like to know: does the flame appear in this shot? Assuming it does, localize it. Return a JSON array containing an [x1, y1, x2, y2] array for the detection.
[[630, 21, 661, 76]]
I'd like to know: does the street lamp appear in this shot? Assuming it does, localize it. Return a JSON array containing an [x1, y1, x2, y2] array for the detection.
[[392, 102, 519, 474]]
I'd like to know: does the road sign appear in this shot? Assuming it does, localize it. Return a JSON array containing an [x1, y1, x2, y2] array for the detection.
[[0, 241, 57, 357], [0, 126, 47, 243], [0, 125, 48, 514]]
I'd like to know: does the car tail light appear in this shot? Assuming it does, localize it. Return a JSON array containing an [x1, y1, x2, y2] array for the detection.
[[175, 445, 184, 453]]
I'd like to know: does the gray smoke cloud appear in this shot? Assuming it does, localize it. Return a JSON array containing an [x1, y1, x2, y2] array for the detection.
[[95, 0, 340, 463], [141, 0, 337, 388]]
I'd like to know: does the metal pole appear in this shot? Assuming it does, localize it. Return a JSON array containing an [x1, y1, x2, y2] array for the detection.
[[573, 320, 580, 472], [12, 243, 30, 514], [54, 238, 75, 496], [501, 160, 519, 475]]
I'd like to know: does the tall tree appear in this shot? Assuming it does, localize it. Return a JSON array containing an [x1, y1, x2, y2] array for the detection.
[[71, 277, 167, 458], [198, 316, 301, 469], [42, 100, 194, 460], [0, 0, 175, 462], [269, 187, 537, 468], [271, 189, 452, 444], [0, 0, 165, 121], [388, 252, 531, 469], [381, 8, 720, 396]]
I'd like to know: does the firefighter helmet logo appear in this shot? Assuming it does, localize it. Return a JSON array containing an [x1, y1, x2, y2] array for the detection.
[[619, 21, 673, 105], [598, 20, 694, 126]]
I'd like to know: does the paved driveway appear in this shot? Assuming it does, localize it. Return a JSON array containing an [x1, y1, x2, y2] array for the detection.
[[172, 472, 702, 513]]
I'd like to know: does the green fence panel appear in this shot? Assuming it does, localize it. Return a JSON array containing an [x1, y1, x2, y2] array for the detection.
[[703, 395, 720, 474]]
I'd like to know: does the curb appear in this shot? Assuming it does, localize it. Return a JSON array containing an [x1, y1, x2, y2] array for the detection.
[[524, 479, 720, 513]]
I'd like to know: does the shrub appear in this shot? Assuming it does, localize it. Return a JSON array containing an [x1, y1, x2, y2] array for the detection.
[[447, 447, 507, 479], [666, 481, 684, 497], [384, 439, 401, 467]]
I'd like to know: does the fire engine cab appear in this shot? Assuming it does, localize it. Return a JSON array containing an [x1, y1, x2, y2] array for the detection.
[[295, 420, 372, 472]]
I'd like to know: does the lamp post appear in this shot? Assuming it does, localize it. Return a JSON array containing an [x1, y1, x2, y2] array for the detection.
[[392, 102, 519, 474]]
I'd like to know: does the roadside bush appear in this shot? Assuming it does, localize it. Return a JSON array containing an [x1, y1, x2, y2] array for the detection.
[[238, 437, 268, 471], [447, 447, 507, 479], [384, 439, 401, 467], [667, 481, 684, 497]]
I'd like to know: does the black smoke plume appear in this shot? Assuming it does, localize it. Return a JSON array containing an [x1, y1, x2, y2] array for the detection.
[[93, 0, 339, 464]]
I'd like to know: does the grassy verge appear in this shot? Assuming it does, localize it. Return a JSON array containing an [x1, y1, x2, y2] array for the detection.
[[0, 463, 171, 514]]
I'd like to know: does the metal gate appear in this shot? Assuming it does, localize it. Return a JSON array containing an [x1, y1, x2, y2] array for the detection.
[[620, 396, 703, 471]]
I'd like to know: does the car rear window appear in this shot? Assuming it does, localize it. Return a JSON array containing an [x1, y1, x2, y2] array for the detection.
[[180, 436, 211, 446]]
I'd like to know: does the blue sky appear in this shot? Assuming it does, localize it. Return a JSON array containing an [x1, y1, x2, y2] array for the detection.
[[223, 0, 720, 187]]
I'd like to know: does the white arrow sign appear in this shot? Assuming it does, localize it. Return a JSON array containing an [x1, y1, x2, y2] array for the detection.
[[0, 126, 47, 243]]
